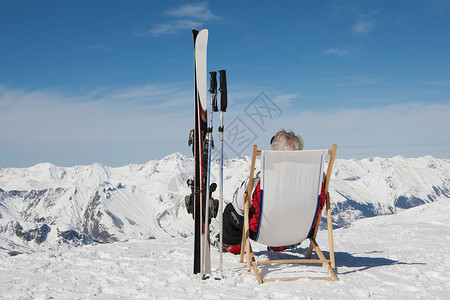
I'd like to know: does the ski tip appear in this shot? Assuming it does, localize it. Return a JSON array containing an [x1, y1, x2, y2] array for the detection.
[[192, 28, 209, 43], [193, 28, 209, 34]]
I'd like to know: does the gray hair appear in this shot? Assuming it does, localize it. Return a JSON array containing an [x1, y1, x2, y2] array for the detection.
[[270, 129, 304, 151]]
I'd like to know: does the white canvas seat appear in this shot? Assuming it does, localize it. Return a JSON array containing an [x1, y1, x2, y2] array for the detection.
[[239, 144, 338, 283], [254, 149, 327, 246]]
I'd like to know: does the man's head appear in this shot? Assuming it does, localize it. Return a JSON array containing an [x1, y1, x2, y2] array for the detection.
[[270, 129, 303, 151]]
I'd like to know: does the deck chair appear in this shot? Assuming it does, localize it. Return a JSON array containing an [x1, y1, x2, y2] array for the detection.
[[239, 144, 338, 283]]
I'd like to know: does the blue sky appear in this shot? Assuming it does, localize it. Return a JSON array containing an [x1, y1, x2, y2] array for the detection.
[[1, 0, 449, 167]]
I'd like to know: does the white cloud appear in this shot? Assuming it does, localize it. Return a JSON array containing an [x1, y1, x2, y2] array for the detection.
[[2, 84, 449, 166], [136, 20, 203, 36], [275, 102, 450, 159], [0, 85, 193, 166], [352, 16, 374, 35], [203, 87, 450, 160], [272, 93, 300, 107], [166, 2, 220, 21], [142, 2, 220, 37]]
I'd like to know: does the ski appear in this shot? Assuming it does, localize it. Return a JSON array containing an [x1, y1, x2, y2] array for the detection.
[[191, 28, 210, 275]]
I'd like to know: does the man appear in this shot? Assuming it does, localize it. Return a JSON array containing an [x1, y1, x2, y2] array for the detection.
[[212, 129, 326, 254]]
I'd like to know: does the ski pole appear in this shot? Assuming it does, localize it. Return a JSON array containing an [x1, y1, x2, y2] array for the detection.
[[202, 71, 217, 278], [218, 70, 227, 277]]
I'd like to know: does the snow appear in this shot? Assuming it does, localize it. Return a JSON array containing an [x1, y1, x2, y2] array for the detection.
[[0, 199, 449, 299], [1, 153, 450, 298]]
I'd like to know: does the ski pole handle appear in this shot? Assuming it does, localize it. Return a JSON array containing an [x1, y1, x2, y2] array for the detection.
[[219, 70, 227, 112], [209, 71, 217, 94], [209, 71, 218, 112]]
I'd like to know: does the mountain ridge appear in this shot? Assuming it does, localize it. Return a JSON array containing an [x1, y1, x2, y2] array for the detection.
[[1, 153, 449, 256]]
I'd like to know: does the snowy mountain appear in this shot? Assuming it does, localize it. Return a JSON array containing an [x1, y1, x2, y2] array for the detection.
[[0, 153, 195, 255], [1, 153, 449, 256], [330, 155, 450, 226]]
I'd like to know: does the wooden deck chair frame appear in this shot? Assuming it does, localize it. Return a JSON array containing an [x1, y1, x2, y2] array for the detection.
[[239, 144, 338, 283]]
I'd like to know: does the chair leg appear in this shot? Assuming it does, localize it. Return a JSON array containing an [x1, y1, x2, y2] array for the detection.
[[245, 234, 251, 272], [239, 228, 246, 263], [240, 191, 252, 272], [307, 224, 319, 259], [309, 237, 338, 281], [249, 243, 262, 284], [325, 193, 336, 270], [241, 145, 258, 271]]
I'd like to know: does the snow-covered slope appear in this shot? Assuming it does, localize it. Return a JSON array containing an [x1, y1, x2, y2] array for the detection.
[[0, 153, 449, 256], [0, 198, 449, 299]]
